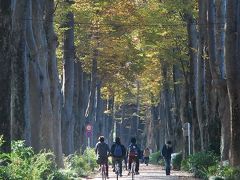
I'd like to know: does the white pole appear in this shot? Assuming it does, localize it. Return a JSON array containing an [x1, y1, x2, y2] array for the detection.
[[88, 137, 90, 164], [88, 137, 90, 147], [188, 123, 191, 155]]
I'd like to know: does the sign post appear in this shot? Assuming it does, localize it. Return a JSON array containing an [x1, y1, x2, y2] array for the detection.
[[188, 123, 190, 155], [86, 124, 93, 147], [182, 122, 191, 155], [86, 124, 93, 165]]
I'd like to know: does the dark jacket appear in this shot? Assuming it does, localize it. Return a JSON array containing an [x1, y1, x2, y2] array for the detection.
[[95, 141, 110, 158], [111, 143, 126, 158], [161, 144, 173, 160], [127, 143, 141, 158]]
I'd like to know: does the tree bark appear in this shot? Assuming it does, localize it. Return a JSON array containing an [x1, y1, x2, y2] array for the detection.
[[196, 0, 207, 151], [73, 61, 82, 152], [173, 64, 188, 156], [0, 0, 12, 152], [61, 11, 75, 155], [225, 0, 240, 166], [162, 64, 173, 140], [11, 0, 31, 145], [85, 51, 98, 124], [214, 0, 230, 161], [207, 0, 230, 161], [45, 0, 64, 167], [185, 14, 199, 153]]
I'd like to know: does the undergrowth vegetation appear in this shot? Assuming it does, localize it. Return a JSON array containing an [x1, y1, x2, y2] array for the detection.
[[181, 151, 240, 180], [0, 138, 97, 180], [149, 149, 240, 180], [149, 151, 162, 165]]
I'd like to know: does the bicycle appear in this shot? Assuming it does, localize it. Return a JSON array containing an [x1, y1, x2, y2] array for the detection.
[[115, 160, 120, 179], [144, 157, 149, 166], [130, 156, 137, 180], [100, 163, 107, 180]]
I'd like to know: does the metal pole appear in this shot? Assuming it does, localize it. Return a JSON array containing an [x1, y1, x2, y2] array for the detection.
[[88, 137, 90, 148], [88, 137, 90, 164], [188, 123, 191, 155]]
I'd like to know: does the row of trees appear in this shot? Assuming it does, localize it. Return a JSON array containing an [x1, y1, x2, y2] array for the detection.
[[1, 0, 240, 168], [143, 0, 240, 167]]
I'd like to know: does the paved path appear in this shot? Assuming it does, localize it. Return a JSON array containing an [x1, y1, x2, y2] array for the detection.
[[84, 164, 201, 180]]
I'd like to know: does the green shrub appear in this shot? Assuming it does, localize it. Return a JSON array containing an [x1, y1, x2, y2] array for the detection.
[[65, 148, 97, 177], [172, 152, 182, 170], [149, 151, 161, 165], [181, 151, 218, 179], [83, 147, 98, 170], [208, 163, 240, 180], [0, 140, 68, 180], [0, 140, 98, 179], [47, 170, 70, 180], [181, 158, 189, 171]]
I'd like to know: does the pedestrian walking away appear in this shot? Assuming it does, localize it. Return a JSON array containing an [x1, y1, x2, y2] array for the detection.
[[161, 140, 173, 176]]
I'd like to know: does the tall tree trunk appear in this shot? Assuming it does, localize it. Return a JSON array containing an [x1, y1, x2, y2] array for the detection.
[[158, 94, 166, 149], [61, 10, 75, 155], [207, 0, 229, 159], [95, 83, 104, 145], [27, 1, 41, 150], [151, 101, 160, 151], [81, 72, 89, 148], [215, 0, 230, 161], [225, 0, 240, 166], [162, 64, 173, 140], [0, 1, 12, 152], [11, 0, 31, 145], [74, 62, 82, 152], [185, 14, 199, 153], [85, 51, 97, 124], [172, 67, 182, 152], [35, 0, 55, 151], [197, 0, 207, 151], [45, 0, 64, 167]]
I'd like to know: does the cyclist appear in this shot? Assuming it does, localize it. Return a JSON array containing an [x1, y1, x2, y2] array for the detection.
[[143, 147, 150, 166], [110, 137, 126, 177], [95, 136, 110, 178], [127, 137, 141, 175]]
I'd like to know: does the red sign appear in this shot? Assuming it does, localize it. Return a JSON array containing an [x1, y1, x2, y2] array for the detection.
[[86, 124, 92, 131], [86, 124, 93, 137]]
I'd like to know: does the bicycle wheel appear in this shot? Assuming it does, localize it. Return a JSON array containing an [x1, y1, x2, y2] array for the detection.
[[102, 164, 106, 180], [131, 162, 135, 180], [115, 161, 120, 180]]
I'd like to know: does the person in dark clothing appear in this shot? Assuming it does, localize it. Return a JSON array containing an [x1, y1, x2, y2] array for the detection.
[[161, 140, 173, 175], [110, 137, 126, 177], [95, 136, 110, 178], [127, 137, 141, 175]]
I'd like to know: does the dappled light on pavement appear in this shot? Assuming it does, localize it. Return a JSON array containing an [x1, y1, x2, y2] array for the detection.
[[84, 164, 201, 180]]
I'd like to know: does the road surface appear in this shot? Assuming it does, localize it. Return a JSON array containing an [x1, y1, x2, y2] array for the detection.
[[84, 164, 201, 180]]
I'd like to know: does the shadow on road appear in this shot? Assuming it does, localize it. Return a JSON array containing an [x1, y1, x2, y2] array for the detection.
[[84, 164, 201, 180]]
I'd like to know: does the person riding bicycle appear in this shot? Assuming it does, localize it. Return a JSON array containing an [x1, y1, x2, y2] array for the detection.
[[143, 147, 150, 166], [127, 137, 141, 175], [95, 136, 110, 178], [110, 137, 126, 177]]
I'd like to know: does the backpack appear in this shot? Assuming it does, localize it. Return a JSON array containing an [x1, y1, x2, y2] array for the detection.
[[129, 145, 138, 157], [113, 144, 123, 157]]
